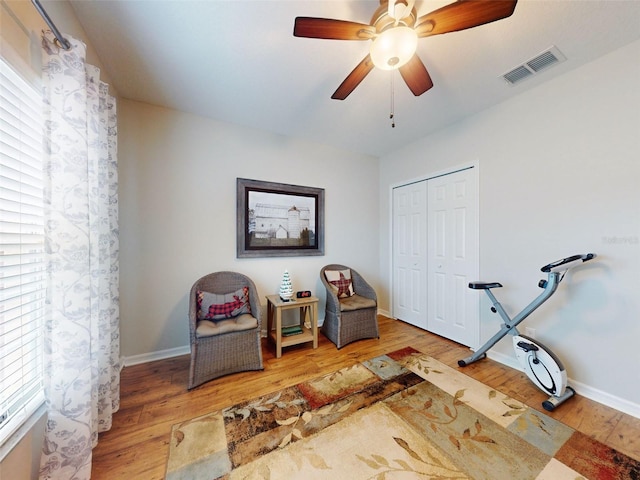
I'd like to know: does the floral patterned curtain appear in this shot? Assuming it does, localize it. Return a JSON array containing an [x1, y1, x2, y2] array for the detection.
[[39, 32, 120, 480]]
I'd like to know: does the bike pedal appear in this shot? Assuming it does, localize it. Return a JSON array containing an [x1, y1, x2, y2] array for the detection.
[[516, 341, 539, 352]]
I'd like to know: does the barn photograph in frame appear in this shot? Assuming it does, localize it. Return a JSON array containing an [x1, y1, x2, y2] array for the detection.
[[237, 178, 325, 258]]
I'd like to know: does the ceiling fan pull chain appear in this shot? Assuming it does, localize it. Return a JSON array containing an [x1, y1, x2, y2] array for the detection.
[[390, 71, 396, 128]]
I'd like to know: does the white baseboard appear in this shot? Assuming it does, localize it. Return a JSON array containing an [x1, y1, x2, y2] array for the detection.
[[568, 378, 640, 419], [486, 350, 640, 419], [122, 345, 190, 367]]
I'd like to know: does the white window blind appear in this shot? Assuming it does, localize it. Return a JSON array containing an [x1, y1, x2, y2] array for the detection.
[[0, 57, 45, 445]]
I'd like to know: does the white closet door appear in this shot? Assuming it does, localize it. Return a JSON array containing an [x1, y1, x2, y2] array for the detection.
[[392, 181, 427, 329], [427, 168, 479, 347]]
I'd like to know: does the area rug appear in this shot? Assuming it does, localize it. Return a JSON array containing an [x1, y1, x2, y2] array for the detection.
[[166, 347, 639, 479]]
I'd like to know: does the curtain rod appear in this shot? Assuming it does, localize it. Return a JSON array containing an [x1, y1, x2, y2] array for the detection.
[[31, 0, 71, 50]]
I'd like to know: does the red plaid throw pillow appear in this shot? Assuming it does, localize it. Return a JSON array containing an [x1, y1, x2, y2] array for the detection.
[[197, 286, 251, 320]]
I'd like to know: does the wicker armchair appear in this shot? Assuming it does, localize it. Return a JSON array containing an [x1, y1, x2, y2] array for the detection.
[[188, 271, 263, 389], [320, 264, 379, 349]]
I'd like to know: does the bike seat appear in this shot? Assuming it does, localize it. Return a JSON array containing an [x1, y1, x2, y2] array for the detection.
[[468, 282, 503, 290]]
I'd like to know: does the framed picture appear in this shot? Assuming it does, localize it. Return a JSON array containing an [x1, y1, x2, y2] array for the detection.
[[237, 178, 325, 258]]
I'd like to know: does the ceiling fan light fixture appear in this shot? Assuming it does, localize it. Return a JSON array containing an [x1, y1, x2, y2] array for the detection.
[[370, 26, 418, 70]]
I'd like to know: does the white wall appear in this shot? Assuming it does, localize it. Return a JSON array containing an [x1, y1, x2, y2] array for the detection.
[[118, 99, 379, 361], [379, 40, 640, 414]]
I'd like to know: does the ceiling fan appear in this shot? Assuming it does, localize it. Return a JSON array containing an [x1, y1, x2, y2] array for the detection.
[[293, 0, 518, 100]]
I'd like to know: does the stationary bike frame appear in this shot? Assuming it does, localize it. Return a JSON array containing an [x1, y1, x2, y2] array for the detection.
[[458, 254, 595, 410]]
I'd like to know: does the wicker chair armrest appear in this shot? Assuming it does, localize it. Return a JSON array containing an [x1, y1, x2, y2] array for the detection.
[[246, 280, 262, 328], [188, 283, 199, 339], [320, 269, 341, 313], [350, 269, 377, 303]]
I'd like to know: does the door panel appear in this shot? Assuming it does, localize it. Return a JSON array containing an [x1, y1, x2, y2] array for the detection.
[[427, 169, 479, 347], [392, 182, 427, 328]]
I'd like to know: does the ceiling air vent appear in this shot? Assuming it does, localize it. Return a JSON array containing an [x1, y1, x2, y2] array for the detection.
[[502, 46, 566, 85]]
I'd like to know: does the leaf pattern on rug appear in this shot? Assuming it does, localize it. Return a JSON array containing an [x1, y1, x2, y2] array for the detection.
[[290, 446, 332, 472], [275, 400, 354, 448], [171, 412, 222, 448], [222, 391, 305, 422], [413, 387, 499, 452], [173, 429, 185, 447], [297, 363, 379, 409], [456, 419, 497, 449], [355, 436, 468, 479], [400, 353, 446, 377], [500, 393, 527, 417], [398, 387, 465, 431], [516, 412, 551, 435]]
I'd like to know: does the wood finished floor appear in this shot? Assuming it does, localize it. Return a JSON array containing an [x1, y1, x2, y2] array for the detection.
[[91, 315, 640, 479]]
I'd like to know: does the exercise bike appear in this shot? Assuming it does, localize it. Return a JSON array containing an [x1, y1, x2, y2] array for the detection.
[[458, 253, 596, 411]]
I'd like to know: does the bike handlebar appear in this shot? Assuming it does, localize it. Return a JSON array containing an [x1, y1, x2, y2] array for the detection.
[[541, 253, 596, 273]]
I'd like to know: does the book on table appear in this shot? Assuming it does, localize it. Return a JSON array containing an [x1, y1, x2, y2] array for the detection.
[[282, 325, 303, 336]]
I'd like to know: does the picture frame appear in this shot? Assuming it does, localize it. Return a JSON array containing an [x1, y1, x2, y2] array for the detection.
[[237, 178, 325, 258]]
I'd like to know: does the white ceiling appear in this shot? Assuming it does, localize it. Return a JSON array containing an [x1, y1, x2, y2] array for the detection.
[[68, 0, 640, 157]]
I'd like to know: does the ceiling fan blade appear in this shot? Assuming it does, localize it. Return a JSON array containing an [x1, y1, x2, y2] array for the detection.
[[399, 54, 433, 96], [332, 55, 375, 100], [294, 17, 376, 40], [415, 0, 517, 37]]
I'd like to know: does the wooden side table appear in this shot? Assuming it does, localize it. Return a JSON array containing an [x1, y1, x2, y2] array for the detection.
[[265, 294, 319, 358]]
